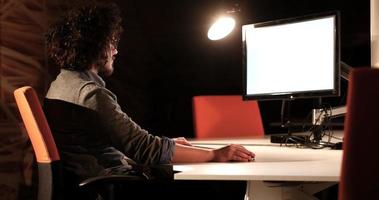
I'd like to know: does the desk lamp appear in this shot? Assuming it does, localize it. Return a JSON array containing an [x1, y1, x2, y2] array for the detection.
[[207, 3, 240, 40]]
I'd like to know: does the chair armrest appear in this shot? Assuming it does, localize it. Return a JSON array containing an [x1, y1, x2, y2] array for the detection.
[[79, 164, 174, 191], [77, 165, 175, 199], [79, 174, 145, 188]]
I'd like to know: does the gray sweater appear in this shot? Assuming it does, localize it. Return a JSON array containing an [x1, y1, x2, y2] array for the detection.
[[45, 69, 174, 179]]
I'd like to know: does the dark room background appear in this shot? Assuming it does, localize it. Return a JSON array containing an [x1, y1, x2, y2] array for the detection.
[[107, 0, 370, 138], [0, 0, 370, 199]]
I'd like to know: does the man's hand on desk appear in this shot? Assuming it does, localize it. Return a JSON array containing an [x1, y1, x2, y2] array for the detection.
[[212, 144, 255, 162], [171, 141, 255, 163]]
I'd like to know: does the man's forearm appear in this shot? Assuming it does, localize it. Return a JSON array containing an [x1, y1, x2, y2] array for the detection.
[[171, 144, 214, 163]]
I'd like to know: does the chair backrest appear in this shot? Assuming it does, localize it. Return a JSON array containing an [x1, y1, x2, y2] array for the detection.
[[192, 95, 264, 138], [339, 68, 379, 200], [14, 86, 59, 163], [14, 86, 62, 200]]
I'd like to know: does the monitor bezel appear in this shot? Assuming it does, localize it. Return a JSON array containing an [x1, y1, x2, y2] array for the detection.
[[242, 11, 340, 101]]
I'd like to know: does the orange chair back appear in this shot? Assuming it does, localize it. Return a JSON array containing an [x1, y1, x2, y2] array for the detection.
[[14, 86, 59, 163], [339, 68, 379, 200], [192, 95, 264, 138]]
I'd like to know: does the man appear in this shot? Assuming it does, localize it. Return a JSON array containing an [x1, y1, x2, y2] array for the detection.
[[45, 2, 254, 198]]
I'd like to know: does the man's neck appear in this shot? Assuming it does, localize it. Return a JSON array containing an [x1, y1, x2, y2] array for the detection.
[[90, 65, 99, 75]]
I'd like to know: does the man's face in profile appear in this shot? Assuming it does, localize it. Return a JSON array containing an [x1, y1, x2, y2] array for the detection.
[[100, 44, 118, 76]]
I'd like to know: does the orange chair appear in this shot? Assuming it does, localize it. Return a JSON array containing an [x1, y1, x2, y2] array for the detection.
[[339, 68, 379, 200], [14, 86, 150, 200], [192, 95, 264, 138], [14, 86, 64, 199]]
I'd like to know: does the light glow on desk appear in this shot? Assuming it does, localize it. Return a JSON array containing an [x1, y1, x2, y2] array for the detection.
[[173, 165, 193, 172], [175, 133, 343, 199], [175, 145, 342, 182]]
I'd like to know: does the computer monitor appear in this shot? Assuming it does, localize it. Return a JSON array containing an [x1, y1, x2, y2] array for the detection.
[[242, 11, 340, 101]]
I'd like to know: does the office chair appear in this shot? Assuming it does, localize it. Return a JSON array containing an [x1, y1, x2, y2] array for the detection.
[[14, 86, 158, 200], [192, 95, 264, 138], [339, 68, 379, 200]]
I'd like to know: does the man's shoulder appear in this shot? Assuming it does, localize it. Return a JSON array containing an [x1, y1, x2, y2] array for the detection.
[[59, 69, 96, 83], [52, 70, 102, 91], [79, 82, 116, 102], [47, 70, 101, 103]]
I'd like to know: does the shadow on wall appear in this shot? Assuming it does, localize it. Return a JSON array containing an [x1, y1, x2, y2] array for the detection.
[[0, 0, 88, 199]]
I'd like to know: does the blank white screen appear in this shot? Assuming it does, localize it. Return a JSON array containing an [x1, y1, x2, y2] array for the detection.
[[243, 16, 335, 96]]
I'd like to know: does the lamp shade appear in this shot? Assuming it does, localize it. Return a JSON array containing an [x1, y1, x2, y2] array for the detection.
[[207, 16, 236, 40]]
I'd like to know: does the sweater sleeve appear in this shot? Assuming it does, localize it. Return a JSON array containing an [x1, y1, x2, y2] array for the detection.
[[78, 83, 175, 165]]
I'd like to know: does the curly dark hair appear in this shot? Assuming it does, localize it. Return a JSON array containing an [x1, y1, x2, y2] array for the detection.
[[46, 2, 123, 71]]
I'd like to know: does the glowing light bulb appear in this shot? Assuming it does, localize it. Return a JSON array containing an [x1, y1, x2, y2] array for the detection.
[[207, 16, 236, 40]]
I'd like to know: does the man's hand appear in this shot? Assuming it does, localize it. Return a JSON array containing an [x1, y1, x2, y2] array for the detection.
[[173, 137, 192, 146], [212, 144, 255, 162]]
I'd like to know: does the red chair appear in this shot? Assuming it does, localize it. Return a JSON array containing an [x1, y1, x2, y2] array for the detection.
[[14, 86, 151, 200], [339, 68, 379, 200], [192, 95, 264, 138]]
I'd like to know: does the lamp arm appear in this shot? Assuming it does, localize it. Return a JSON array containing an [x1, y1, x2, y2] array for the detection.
[[312, 105, 347, 125], [341, 61, 353, 81], [311, 61, 352, 125]]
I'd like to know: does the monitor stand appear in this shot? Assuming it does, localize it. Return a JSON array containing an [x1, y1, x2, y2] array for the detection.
[[271, 99, 310, 144]]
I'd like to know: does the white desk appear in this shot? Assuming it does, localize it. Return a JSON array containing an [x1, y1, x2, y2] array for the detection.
[[174, 134, 343, 200]]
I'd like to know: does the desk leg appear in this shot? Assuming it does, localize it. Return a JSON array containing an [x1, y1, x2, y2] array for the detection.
[[245, 181, 283, 200], [245, 181, 337, 200], [245, 181, 250, 200]]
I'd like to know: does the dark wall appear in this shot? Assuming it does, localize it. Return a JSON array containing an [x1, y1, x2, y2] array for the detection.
[[106, 0, 370, 137]]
